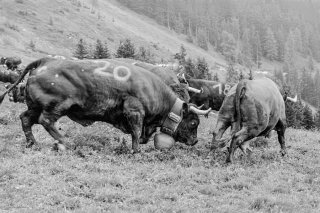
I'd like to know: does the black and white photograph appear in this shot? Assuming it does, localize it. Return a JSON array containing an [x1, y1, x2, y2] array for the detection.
[[0, 0, 320, 212]]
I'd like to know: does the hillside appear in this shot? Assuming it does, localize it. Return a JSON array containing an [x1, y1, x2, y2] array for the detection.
[[0, 0, 227, 74]]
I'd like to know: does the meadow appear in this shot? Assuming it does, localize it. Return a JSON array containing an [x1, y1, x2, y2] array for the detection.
[[0, 85, 320, 213]]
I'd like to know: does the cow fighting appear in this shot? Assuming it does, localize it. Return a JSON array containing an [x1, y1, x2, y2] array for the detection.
[[1, 0, 320, 212]]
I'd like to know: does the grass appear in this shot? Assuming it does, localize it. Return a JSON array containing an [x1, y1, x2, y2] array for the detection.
[[0, 85, 320, 212]]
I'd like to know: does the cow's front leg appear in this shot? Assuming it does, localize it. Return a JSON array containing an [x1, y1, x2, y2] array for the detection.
[[140, 126, 156, 144], [123, 97, 145, 153]]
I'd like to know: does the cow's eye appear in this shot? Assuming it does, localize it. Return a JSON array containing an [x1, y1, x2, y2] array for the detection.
[[190, 121, 197, 127]]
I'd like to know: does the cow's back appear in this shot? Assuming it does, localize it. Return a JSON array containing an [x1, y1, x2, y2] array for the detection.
[[240, 78, 285, 133]]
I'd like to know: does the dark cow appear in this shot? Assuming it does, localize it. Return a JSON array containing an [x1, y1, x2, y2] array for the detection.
[[0, 57, 22, 70], [0, 57, 211, 152], [177, 73, 232, 111], [211, 78, 297, 163], [0, 67, 20, 83]]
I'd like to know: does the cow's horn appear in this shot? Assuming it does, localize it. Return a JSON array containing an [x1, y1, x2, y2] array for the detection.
[[190, 106, 211, 115], [182, 73, 187, 82], [287, 95, 297, 103], [187, 86, 201, 93]]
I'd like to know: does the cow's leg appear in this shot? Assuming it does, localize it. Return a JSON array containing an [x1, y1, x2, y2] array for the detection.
[[38, 111, 67, 151], [239, 140, 252, 155], [20, 109, 41, 148], [275, 120, 287, 156], [123, 97, 144, 153], [227, 127, 257, 163], [140, 126, 156, 144]]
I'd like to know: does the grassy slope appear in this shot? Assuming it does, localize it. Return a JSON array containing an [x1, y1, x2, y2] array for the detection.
[[0, 85, 320, 212], [0, 0, 226, 71]]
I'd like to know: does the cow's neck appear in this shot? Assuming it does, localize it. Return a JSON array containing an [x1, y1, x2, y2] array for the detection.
[[160, 98, 184, 136]]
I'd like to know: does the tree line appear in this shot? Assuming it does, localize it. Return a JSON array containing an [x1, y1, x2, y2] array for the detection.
[[73, 38, 154, 63]]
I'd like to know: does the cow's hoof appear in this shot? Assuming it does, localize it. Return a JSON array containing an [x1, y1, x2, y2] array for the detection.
[[131, 149, 141, 154], [53, 143, 66, 152], [280, 149, 287, 156], [210, 144, 218, 150], [225, 158, 232, 164], [218, 142, 227, 148]]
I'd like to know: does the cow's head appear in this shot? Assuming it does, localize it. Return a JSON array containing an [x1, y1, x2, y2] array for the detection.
[[176, 73, 203, 94], [174, 103, 211, 146], [5, 83, 25, 103], [177, 72, 188, 84]]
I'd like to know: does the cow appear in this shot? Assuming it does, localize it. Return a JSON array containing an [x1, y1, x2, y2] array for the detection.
[[0, 57, 211, 153], [177, 73, 233, 111], [211, 77, 297, 163], [0, 57, 22, 70]]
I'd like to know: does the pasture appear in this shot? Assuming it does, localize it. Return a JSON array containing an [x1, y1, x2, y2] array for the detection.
[[0, 85, 320, 212]]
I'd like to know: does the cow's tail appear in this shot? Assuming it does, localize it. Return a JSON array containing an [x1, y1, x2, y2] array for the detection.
[[234, 80, 247, 132], [0, 58, 47, 105]]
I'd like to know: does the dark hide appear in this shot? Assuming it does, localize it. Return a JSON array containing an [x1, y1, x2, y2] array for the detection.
[[0, 57, 203, 152], [115, 58, 190, 102], [0, 57, 22, 70], [0, 68, 20, 83], [178, 77, 232, 111], [211, 78, 287, 163]]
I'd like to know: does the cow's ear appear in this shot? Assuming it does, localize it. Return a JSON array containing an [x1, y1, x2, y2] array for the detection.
[[182, 102, 189, 114]]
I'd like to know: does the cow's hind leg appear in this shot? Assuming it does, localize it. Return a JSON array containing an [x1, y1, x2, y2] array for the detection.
[[20, 109, 41, 148], [227, 127, 257, 163], [275, 120, 287, 156], [38, 111, 67, 151]]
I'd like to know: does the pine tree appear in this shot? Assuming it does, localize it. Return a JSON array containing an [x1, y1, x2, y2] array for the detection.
[[174, 13, 184, 34], [285, 101, 297, 127], [251, 31, 262, 68], [102, 41, 111, 59], [115, 39, 135, 58], [239, 70, 244, 81], [93, 39, 104, 59], [174, 45, 187, 66], [220, 31, 237, 63], [315, 109, 320, 130], [302, 105, 315, 130], [314, 69, 320, 107], [184, 58, 196, 78], [294, 101, 305, 129], [136, 46, 153, 63], [308, 56, 314, 72], [74, 38, 88, 59], [196, 57, 209, 79], [263, 27, 278, 61], [197, 28, 208, 50], [249, 69, 254, 80], [300, 68, 314, 103], [226, 63, 238, 83], [213, 73, 219, 81]]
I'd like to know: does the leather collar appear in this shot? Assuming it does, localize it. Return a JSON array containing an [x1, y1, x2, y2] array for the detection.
[[161, 98, 184, 136]]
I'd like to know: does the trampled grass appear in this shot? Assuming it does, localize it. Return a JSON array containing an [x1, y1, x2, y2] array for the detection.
[[0, 87, 320, 212]]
